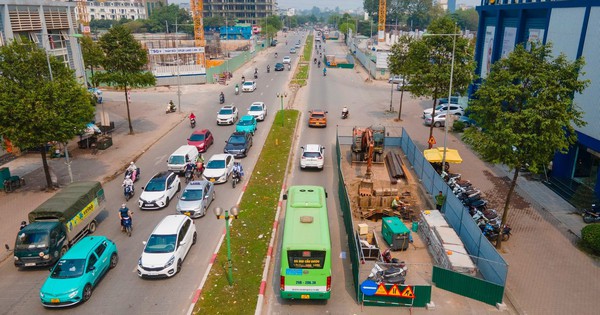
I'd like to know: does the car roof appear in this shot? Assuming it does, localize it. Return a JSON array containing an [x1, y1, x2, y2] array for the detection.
[[208, 153, 233, 161], [221, 105, 235, 110], [192, 129, 209, 135], [62, 236, 108, 259], [304, 144, 323, 152], [231, 131, 247, 137], [151, 171, 171, 180], [275, 63, 284, 66], [184, 180, 210, 190], [151, 215, 189, 235]]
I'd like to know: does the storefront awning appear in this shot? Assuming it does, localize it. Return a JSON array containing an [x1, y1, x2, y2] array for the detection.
[[424, 147, 463, 164]]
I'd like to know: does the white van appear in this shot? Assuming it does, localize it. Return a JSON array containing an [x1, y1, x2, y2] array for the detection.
[[168, 145, 199, 175]]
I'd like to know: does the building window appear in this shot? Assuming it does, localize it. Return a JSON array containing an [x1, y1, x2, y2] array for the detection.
[[574, 146, 600, 189]]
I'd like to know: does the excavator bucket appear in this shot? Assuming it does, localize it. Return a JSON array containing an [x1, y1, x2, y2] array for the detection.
[[358, 178, 374, 196]]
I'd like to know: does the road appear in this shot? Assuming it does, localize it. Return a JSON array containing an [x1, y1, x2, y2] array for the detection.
[[0, 33, 306, 315]]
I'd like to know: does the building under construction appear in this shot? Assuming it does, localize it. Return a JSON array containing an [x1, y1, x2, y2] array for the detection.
[[202, 0, 275, 25]]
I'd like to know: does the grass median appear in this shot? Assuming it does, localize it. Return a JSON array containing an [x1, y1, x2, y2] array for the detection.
[[193, 109, 299, 315], [302, 35, 313, 62]]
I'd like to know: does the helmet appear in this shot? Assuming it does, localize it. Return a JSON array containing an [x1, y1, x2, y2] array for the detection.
[[130, 162, 134, 165], [21, 221, 27, 225]]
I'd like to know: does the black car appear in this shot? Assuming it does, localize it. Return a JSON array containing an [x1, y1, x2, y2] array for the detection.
[[224, 132, 253, 158], [274, 63, 285, 71]]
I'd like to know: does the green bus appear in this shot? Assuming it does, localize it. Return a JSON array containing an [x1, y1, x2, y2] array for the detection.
[[280, 185, 331, 300]]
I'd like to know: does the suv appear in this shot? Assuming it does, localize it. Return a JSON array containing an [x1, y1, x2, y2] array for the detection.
[[176, 180, 215, 218], [224, 132, 253, 158], [247, 102, 267, 121], [423, 104, 464, 118], [300, 144, 325, 170], [137, 215, 197, 278], [308, 109, 328, 127], [138, 171, 181, 210], [217, 105, 238, 125], [39, 236, 118, 307]]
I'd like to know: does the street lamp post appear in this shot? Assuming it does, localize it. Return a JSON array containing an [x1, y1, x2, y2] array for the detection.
[[423, 28, 459, 172], [389, 81, 394, 112], [213, 206, 239, 286], [276, 93, 287, 127]]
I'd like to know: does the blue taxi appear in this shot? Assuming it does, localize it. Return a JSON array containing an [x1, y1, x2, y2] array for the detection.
[[235, 115, 258, 135]]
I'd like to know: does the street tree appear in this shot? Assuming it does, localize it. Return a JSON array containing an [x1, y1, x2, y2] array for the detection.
[[0, 41, 95, 190], [95, 25, 156, 134], [404, 16, 475, 145], [80, 36, 104, 87], [388, 35, 413, 120], [147, 4, 191, 33], [339, 22, 356, 35], [462, 42, 588, 249]]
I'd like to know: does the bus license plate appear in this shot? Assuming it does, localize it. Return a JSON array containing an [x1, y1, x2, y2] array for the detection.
[[301, 295, 310, 299], [184, 212, 191, 216], [51, 298, 60, 303]]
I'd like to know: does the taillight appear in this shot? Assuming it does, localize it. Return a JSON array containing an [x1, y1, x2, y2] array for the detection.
[[317, 156, 323, 159], [280, 276, 285, 291], [326, 276, 331, 291]]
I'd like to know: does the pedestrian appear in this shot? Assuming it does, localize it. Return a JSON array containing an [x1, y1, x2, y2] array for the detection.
[[435, 191, 446, 211]]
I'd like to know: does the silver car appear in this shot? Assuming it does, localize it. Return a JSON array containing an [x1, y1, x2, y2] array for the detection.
[[176, 180, 215, 218]]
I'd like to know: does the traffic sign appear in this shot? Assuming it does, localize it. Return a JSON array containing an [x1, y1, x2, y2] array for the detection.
[[428, 136, 436, 145], [388, 284, 402, 297], [374, 283, 388, 296], [360, 280, 378, 296], [401, 286, 415, 298]]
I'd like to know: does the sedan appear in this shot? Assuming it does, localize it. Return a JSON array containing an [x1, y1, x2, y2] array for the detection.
[[236, 115, 258, 135], [176, 180, 215, 218], [39, 236, 118, 307], [290, 48, 297, 54], [274, 63, 285, 71], [202, 154, 235, 184], [138, 171, 181, 210], [388, 75, 405, 84], [282, 56, 291, 64], [224, 132, 253, 158], [247, 101, 267, 121], [187, 129, 214, 152], [242, 80, 256, 92]]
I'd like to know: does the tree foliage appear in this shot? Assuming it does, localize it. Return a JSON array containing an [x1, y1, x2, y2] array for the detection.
[[363, 0, 445, 30], [388, 35, 414, 119], [451, 8, 479, 31], [463, 42, 588, 249], [80, 36, 104, 87], [95, 25, 156, 134], [146, 4, 192, 33], [0, 41, 95, 189], [339, 22, 356, 35]]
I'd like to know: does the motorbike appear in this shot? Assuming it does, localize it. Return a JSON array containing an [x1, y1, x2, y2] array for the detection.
[[341, 110, 349, 119], [267, 66, 270, 73], [124, 168, 140, 182], [219, 95, 225, 104], [231, 170, 241, 188], [381, 248, 401, 265], [323, 70, 326, 77], [235, 87, 239, 95], [166, 103, 176, 114], [123, 185, 134, 201], [288, 64, 291, 71], [190, 118, 196, 128], [121, 216, 132, 237], [318, 62, 321, 68], [368, 263, 407, 285], [484, 223, 511, 242], [582, 204, 600, 223], [254, 73, 258, 79], [185, 168, 194, 183]]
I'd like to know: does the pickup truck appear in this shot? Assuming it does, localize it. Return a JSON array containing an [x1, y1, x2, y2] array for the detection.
[[14, 181, 106, 268]]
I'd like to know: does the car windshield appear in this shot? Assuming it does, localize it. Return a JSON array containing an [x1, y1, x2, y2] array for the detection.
[[144, 234, 177, 254], [303, 152, 321, 158], [51, 259, 85, 279], [243, 82, 253, 86], [15, 231, 49, 249], [190, 134, 205, 141], [238, 120, 253, 126], [250, 105, 263, 112], [219, 109, 233, 115], [206, 159, 225, 169], [228, 136, 246, 144], [145, 178, 166, 191], [169, 155, 185, 164], [181, 189, 203, 201]]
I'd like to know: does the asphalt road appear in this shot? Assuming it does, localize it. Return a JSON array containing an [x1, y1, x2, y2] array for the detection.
[[0, 33, 307, 315]]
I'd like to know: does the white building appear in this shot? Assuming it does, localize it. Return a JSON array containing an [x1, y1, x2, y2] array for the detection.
[[286, 8, 295, 16], [87, 0, 147, 21]]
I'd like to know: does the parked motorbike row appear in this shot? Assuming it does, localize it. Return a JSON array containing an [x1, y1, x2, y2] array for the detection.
[[443, 172, 512, 242]]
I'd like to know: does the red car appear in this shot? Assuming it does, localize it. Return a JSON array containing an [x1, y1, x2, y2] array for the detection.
[[187, 129, 214, 152]]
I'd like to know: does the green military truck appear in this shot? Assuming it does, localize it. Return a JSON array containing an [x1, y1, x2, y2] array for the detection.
[[13, 181, 106, 268]]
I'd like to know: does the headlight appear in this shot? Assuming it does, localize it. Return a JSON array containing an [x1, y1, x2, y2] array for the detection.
[[38, 251, 44, 257], [165, 256, 175, 268], [68, 290, 79, 298], [14, 256, 19, 261], [138, 257, 142, 267], [43, 254, 50, 260], [40, 292, 45, 298]]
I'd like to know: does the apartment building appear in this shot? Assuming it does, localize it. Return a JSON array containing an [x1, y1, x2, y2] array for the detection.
[[203, 0, 276, 25]]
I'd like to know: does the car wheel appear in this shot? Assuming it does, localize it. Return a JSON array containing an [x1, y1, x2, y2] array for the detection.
[[109, 253, 118, 269], [192, 232, 197, 245], [176, 259, 183, 274], [88, 220, 97, 234], [177, 183, 181, 192], [59, 246, 68, 258], [165, 196, 170, 207], [82, 284, 92, 302], [434, 122, 441, 127]]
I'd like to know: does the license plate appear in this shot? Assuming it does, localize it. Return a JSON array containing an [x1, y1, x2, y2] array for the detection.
[[301, 295, 310, 299], [210, 179, 215, 182], [51, 298, 60, 304], [25, 263, 36, 267], [144, 203, 152, 207], [184, 212, 191, 216]]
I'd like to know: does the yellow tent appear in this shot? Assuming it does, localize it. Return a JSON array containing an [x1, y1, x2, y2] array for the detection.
[[424, 147, 463, 163]]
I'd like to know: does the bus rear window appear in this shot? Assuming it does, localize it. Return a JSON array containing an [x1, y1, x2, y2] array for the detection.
[[287, 250, 325, 269]]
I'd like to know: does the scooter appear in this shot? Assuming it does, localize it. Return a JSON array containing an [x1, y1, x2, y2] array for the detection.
[[121, 216, 132, 237], [190, 118, 196, 128], [124, 185, 134, 201], [219, 95, 225, 104], [166, 103, 176, 114], [341, 111, 349, 119], [124, 168, 140, 182], [484, 224, 511, 242], [235, 87, 239, 95], [582, 204, 600, 223], [368, 263, 406, 285], [184, 168, 194, 183], [231, 171, 241, 188]]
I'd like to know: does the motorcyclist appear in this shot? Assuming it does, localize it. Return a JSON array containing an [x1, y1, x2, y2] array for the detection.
[[20, 221, 27, 231], [220, 92, 225, 103], [267, 65, 270, 72], [168, 100, 175, 111], [275, 52, 278, 58], [118, 204, 132, 231], [323, 67, 327, 76], [184, 160, 196, 180], [189, 112, 196, 121], [342, 106, 349, 117], [233, 162, 244, 179], [122, 175, 134, 193], [318, 60, 321, 68], [313, 58, 317, 64], [242, 75, 245, 83], [235, 84, 239, 94], [288, 64, 291, 71], [126, 161, 138, 180], [254, 68, 258, 75]]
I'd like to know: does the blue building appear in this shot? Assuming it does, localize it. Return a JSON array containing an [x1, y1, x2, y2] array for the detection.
[[475, 0, 600, 201], [219, 24, 253, 40]]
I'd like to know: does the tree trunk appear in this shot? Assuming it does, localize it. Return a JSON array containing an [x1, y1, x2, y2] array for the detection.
[[428, 97, 438, 149], [496, 167, 520, 250], [124, 85, 133, 134], [40, 145, 53, 190]]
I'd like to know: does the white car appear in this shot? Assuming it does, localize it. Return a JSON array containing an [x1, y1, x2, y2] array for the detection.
[[282, 56, 291, 64], [423, 104, 464, 118], [424, 113, 449, 127], [388, 75, 405, 84], [242, 80, 256, 92], [202, 153, 235, 184], [247, 102, 267, 121], [137, 215, 196, 278], [138, 171, 181, 210], [217, 105, 238, 125], [300, 144, 325, 170]]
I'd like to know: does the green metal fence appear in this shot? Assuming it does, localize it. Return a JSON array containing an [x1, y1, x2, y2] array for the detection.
[[206, 41, 267, 84], [432, 266, 504, 306]]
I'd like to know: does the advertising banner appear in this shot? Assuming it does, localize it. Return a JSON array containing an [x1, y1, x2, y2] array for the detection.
[[480, 26, 496, 79]]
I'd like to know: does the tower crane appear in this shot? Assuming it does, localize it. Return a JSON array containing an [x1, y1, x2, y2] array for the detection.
[[190, 0, 206, 67], [378, 0, 386, 42]]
